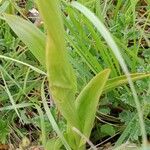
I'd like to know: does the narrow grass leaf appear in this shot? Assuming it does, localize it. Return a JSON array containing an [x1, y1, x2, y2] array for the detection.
[[0, 65, 31, 99], [0, 103, 33, 111], [104, 73, 150, 92], [35, 105, 46, 147], [0, 55, 46, 75], [1, 72, 22, 122], [41, 81, 71, 150]]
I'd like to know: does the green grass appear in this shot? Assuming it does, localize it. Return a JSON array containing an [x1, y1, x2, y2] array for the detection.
[[0, 0, 150, 149]]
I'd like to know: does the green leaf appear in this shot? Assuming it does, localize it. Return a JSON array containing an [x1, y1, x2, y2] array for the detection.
[[119, 111, 135, 125], [101, 124, 115, 136], [104, 73, 150, 92], [70, 2, 147, 146], [36, 0, 78, 127], [115, 115, 137, 147], [41, 82, 71, 150], [115, 143, 140, 150], [76, 69, 110, 139], [3, 14, 46, 66], [0, 120, 9, 144], [0, 0, 10, 13], [46, 138, 62, 150], [26, 0, 34, 10]]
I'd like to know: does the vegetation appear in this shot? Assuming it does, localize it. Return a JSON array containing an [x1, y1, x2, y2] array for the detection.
[[0, 0, 150, 149]]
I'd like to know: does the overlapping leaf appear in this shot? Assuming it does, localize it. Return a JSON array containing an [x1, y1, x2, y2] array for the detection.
[[3, 14, 46, 66], [104, 73, 150, 92], [76, 69, 110, 140], [36, 0, 78, 127]]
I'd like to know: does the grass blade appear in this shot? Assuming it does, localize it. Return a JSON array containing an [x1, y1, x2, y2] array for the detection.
[[0, 103, 33, 111], [1, 71, 22, 122], [35, 105, 46, 147], [104, 73, 150, 92], [0, 55, 46, 75], [41, 81, 71, 150]]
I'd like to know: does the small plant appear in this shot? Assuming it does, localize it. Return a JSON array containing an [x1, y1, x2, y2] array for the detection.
[[0, 0, 150, 149], [35, 0, 150, 149]]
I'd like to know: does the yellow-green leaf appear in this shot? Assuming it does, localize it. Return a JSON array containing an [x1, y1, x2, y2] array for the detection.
[[46, 138, 62, 150], [76, 69, 110, 140], [3, 14, 46, 66], [104, 73, 150, 92], [36, 0, 78, 127]]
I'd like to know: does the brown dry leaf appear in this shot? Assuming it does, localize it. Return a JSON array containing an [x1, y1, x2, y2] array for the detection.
[[0, 144, 9, 150]]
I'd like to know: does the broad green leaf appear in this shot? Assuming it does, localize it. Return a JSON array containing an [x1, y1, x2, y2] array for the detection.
[[104, 73, 150, 92], [36, 0, 78, 127], [101, 124, 115, 136], [76, 69, 110, 140], [46, 138, 62, 150], [41, 82, 71, 150], [71, 2, 147, 146], [3, 14, 46, 66]]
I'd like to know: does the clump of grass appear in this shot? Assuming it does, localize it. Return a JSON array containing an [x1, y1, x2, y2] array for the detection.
[[0, 0, 150, 149]]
